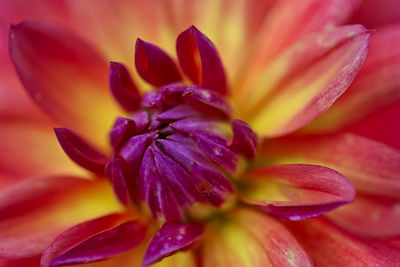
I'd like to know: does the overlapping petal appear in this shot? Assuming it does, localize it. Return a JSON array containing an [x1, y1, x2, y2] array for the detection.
[[241, 164, 355, 220], [201, 208, 312, 267], [0, 177, 123, 258], [9, 20, 123, 149], [348, 0, 400, 28], [239, 25, 371, 137]]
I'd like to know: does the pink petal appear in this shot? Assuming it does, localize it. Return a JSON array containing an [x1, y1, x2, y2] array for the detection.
[[9, 20, 122, 149], [177, 25, 227, 95], [262, 133, 400, 199], [229, 119, 258, 159], [327, 193, 400, 238], [143, 222, 204, 266], [348, 0, 400, 28], [135, 38, 182, 86], [41, 215, 146, 267], [285, 217, 400, 266], [0, 176, 122, 258], [109, 62, 141, 112], [243, 25, 372, 136], [54, 127, 108, 174], [242, 164, 355, 220]]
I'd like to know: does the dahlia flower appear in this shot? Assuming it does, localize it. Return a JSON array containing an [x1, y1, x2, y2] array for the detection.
[[1, 0, 400, 266]]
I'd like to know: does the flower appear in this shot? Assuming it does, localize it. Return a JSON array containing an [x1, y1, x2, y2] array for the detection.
[[1, 0, 400, 266]]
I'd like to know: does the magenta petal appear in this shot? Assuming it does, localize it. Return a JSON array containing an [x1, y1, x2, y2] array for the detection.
[[141, 91, 163, 110], [131, 110, 150, 133], [191, 164, 234, 207], [191, 132, 237, 171], [119, 132, 154, 175], [109, 117, 136, 150], [161, 84, 186, 106], [143, 222, 204, 266], [156, 105, 199, 122], [135, 39, 182, 86], [229, 119, 258, 159], [138, 148, 181, 221], [109, 62, 141, 111], [105, 155, 132, 205], [242, 164, 356, 220], [41, 216, 146, 267], [176, 25, 227, 95], [54, 127, 108, 174], [170, 117, 219, 135], [182, 86, 231, 119]]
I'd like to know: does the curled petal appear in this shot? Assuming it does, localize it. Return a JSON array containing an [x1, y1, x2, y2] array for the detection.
[[229, 119, 258, 159], [109, 117, 136, 150], [42, 215, 146, 267], [0, 177, 122, 258], [156, 105, 199, 122], [109, 62, 141, 111], [192, 132, 237, 171], [143, 222, 204, 266], [54, 128, 108, 174], [177, 25, 227, 95], [9, 20, 122, 148], [135, 38, 182, 86], [161, 84, 186, 106], [131, 110, 150, 133], [105, 155, 133, 205], [182, 86, 231, 119], [170, 117, 219, 135], [242, 164, 355, 220], [202, 208, 312, 267], [119, 132, 153, 175]]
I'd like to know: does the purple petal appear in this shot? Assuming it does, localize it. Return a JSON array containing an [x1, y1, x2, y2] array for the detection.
[[119, 132, 153, 175], [156, 105, 199, 122], [229, 119, 258, 159], [143, 222, 204, 266], [54, 127, 108, 174], [109, 116, 136, 150], [141, 91, 163, 110], [182, 86, 231, 119], [135, 38, 182, 86], [131, 110, 150, 133], [105, 155, 133, 205], [170, 117, 219, 135], [109, 62, 141, 111], [176, 25, 227, 95], [191, 132, 237, 171], [138, 148, 181, 221], [157, 139, 214, 169], [161, 84, 186, 106], [152, 145, 205, 204], [191, 164, 234, 207], [166, 132, 197, 146], [42, 218, 146, 267]]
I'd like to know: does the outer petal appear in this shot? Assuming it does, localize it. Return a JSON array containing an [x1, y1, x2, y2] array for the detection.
[[0, 176, 123, 258], [305, 24, 400, 136], [9, 20, 123, 149], [348, 0, 400, 28], [0, 116, 84, 186], [201, 208, 312, 267], [177, 26, 227, 95], [239, 25, 371, 137], [261, 133, 400, 199], [241, 164, 355, 220], [285, 217, 400, 266], [41, 215, 146, 267], [327, 193, 400, 238]]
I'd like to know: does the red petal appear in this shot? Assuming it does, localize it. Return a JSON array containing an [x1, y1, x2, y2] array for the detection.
[[54, 127, 108, 174], [143, 222, 204, 266], [9, 20, 123, 149], [0, 176, 122, 258], [109, 62, 141, 112], [285, 217, 400, 266], [41, 215, 146, 267], [348, 0, 400, 28], [262, 133, 400, 199], [242, 164, 355, 220], [135, 38, 182, 86], [177, 25, 227, 95]]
